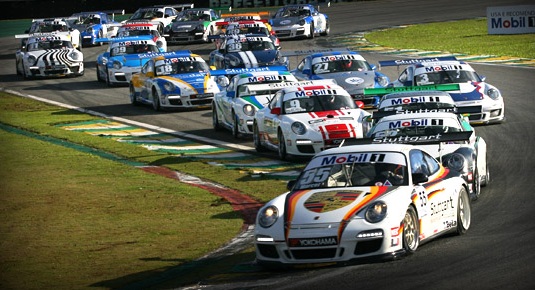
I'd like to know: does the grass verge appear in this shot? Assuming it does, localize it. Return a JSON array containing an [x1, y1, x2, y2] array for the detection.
[[0, 92, 285, 289]]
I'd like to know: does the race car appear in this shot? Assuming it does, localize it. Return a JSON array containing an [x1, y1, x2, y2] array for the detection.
[[269, 4, 329, 39], [212, 70, 299, 137], [380, 57, 505, 124], [129, 51, 220, 111], [15, 33, 84, 78], [255, 143, 471, 267], [288, 49, 390, 108], [116, 22, 167, 52], [209, 34, 288, 69], [211, 20, 280, 50], [69, 10, 124, 46], [95, 35, 163, 86], [125, 4, 194, 35], [367, 111, 489, 200], [253, 81, 371, 160], [163, 8, 221, 44], [20, 18, 82, 50]]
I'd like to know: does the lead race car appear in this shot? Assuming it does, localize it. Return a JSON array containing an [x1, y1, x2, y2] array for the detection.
[[116, 22, 167, 52], [15, 33, 84, 78], [212, 69, 299, 137], [163, 7, 222, 44], [380, 56, 505, 124], [269, 4, 329, 39], [129, 50, 221, 111], [253, 80, 372, 160], [18, 18, 82, 50], [255, 143, 471, 267], [287, 49, 390, 109]]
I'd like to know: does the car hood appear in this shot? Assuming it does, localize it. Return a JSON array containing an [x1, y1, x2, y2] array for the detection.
[[239, 94, 271, 109], [285, 109, 367, 139], [447, 82, 491, 101], [170, 20, 203, 29], [157, 73, 214, 93], [283, 186, 399, 225], [228, 50, 278, 66], [312, 71, 377, 94], [271, 17, 302, 27]]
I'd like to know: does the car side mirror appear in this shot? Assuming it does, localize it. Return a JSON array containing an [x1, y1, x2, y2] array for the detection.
[[412, 173, 428, 184], [302, 68, 311, 75], [287, 180, 296, 190], [480, 75, 486, 82], [270, 107, 282, 115]]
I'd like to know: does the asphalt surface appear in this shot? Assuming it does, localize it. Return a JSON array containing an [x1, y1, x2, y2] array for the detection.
[[1, 0, 535, 289]]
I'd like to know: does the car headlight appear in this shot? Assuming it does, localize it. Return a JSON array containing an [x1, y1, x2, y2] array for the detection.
[[196, 24, 204, 31], [487, 87, 501, 100], [376, 75, 389, 87], [112, 60, 122, 70], [258, 205, 278, 228], [163, 82, 175, 92], [365, 201, 387, 223], [243, 104, 255, 116], [291, 122, 307, 135], [447, 153, 467, 173], [299, 19, 306, 26], [68, 51, 82, 60], [156, 40, 164, 48], [27, 55, 37, 65]]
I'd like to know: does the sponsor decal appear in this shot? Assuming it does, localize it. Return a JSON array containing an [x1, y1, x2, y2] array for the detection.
[[304, 190, 362, 213], [280, 20, 291, 25], [345, 77, 364, 85], [320, 153, 385, 165], [389, 96, 441, 105], [319, 54, 356, 62], [295, 89, 337, 97], [430, 196, 454, 217], [288, 236, 338, 247], [372, 134, 442, 143]]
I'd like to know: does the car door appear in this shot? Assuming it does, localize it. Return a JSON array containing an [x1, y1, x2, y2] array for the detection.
[[136, 60, 155, 101], [410, 148, 458, 240], [220, 77, 238, 125]]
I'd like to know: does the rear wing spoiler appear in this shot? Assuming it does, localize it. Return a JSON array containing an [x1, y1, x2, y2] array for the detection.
[[371, 105, 483, 120], [221, 11, 271, 20], [378, 56, 458, 68], [280, 47, 351, 58], [242, 79, 337, 92], [363, 84, 461, 95], [342, 131, 473, 146], [209, 66, 289, 77], [95, 35, 154, 43]]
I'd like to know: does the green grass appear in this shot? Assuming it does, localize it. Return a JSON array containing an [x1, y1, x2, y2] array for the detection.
[[365, 18, 535, 59], [0, 93, 284, 289]]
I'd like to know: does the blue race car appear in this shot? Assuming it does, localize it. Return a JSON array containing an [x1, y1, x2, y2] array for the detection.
[[129, 50, 221, 111], [286, 49, 390, 109], [69, 10, 124, 46], [95, 35, 165, 86], [209, 34, 288, 69]]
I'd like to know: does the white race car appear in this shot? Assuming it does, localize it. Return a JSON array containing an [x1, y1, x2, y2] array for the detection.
[[212, 70, 298, 137], [125, 4, 193, 35], [380, 57, 505, 124], [116, 22, 167, 52], [269, 4, 329, 39], [20, 18, 82, 50], [253, 81, 371, 160], [15, 33, 84, 78], [255, 143, 471, 267]]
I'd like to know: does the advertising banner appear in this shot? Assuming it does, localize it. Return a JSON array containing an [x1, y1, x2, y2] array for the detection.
[[487, 5, 535, 34]]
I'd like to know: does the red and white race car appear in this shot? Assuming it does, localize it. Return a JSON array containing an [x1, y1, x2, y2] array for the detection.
[[253, 80, 371, 160]]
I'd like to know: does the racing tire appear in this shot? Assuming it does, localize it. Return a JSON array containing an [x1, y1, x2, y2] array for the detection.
[[481, 157, 490, 187], [320, 21, 330, 36], [212, 104, 221, 131], [97, 30, 103, 46], [152, 88, 161, 111], [96, 64, 103, 82], [277, 129, 288, 161], [231, 112, 239, 138], [456, 187, 471, 235], [472, 169, 481, 200], [308, 24, 315, 39], [15, 60, 21, 76], [402, 206, 419, 254], [129, 84, 139, 106], [105, 68, 113, 87], [253, 122, 267, 152]]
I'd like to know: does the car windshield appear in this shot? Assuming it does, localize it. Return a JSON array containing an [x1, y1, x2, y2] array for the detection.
[[283, 94, 356, 114], [110, 44, 159, 56], [117, 29, 155, 37], [27, 40, 72, 51], [175, 10, 207, 21], [226, 26, 269, 36], [293, 152, 408, 189], [312, 59, 371, 74], [415, 70, 481, 85], [276, 7, 310, 18], [226, 39, 274, 52], [131, 10, 163, 20], [32, 23, 69, 33], [155, 60, 210, 75], [370, 125, 461, 138]]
